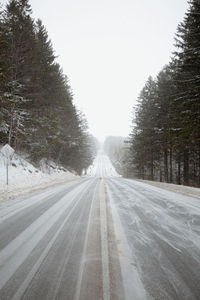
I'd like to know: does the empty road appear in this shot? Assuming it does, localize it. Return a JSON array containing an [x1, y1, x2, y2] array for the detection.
[[0, 152, 200, 299]]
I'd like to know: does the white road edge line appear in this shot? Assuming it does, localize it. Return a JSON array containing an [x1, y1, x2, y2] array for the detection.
[[0, 180, 79, 224], [12, 181, 91, 300], [106, 182, 148, 300], [0, 179, 92, 290]]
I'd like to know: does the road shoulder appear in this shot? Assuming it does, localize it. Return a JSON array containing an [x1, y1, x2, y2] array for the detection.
[[136, 179, 200, 200]]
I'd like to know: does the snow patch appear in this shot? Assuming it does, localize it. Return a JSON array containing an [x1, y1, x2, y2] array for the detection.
[[0, 148, 76, 202], [137, 179, 200, 200], [1, 144, 15, 159]]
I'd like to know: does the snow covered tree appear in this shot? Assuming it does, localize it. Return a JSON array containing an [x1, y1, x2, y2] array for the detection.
[[0, 0, 36, 148], [0, 0, 96, 174], [0, 5, 9, 144]]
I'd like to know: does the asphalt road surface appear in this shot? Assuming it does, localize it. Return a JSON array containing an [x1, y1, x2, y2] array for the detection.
[[0, 152, 200, 299]]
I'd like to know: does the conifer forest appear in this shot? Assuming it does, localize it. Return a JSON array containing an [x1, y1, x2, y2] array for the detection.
[[0, 1, 200, 298], [128, 0, 200, 187], [0, 0, 200, 186], [0, 0, 97, 175]]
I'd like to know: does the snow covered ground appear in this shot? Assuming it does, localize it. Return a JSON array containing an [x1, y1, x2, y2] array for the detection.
[[0, 150, 200, 299], [0, 149, 76, 202], [88, 151, 200, 298], [137, 179, 200, 200], [88, 150, 200, 200], [107, 177, 200, 299]]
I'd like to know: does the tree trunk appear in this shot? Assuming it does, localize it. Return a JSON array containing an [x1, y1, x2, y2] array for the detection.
[[177, 152, 181, 185], [140, 165, 145, 180], [159, 156, 162, 182], [159, 168, 162, 182], [169, 148, 173, 183], [198, 143, 200, 187], [183, 148, 189, 185], [8, 108, 14, 146], [150, 155, 154, 180], [164, 148, 169, 182]]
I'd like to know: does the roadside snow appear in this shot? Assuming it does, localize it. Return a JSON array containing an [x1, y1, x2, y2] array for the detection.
[[0, 150, 76, 202], [137, 179, 200, 200]]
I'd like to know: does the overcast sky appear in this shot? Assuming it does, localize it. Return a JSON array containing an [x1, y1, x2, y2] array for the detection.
[[3, 0, 189, 141]]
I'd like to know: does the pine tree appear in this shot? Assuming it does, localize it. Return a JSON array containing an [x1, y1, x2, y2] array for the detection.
[[1, 0, 36, 148], [130, 76, 159, 180], [155, 66, 176, 182], [173, 0, 200, 185], [0, 5, 10, 144], [127, 1, 200, 186], [0, 0, 96, 175]]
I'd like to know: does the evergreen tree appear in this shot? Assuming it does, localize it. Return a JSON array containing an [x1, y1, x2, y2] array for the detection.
[[0, 0, 96, 175], [173, 0, 200, 185], [130, 77, 159, 180], [1, 0, 36, 148], [155, 66, 175, 182], [128, 1, 200, 187], [0, 5, 10, 143]]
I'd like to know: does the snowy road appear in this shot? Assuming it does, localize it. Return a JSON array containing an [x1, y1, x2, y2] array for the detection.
[[0, 153, 200, 299], [107, 178, 200, 299]]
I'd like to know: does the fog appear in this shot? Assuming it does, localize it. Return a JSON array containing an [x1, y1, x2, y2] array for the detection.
[[1, 0, 188, 141]]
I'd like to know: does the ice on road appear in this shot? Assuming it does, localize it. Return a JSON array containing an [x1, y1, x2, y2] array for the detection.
[[0, 152, 200, 299]]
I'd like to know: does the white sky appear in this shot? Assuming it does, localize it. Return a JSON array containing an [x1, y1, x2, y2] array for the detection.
[[3, 0, 189, 142]]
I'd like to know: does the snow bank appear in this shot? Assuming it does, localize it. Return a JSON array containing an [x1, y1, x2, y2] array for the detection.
[[137, 179, 200, 200], [0, 149, 76, 202]]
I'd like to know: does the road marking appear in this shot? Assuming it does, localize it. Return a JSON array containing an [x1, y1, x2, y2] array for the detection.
[[0, 179, 82, 224], [100, 179, 110, 300], [74, 181, 99, 300], [0, 180, 93, 290], [12, 184, 90, 300], [106, 182, 148, 300]]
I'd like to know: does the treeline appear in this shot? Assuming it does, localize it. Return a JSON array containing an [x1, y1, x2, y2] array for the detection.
[[129, 0, 200, 186], [0, 0, 97, 174]]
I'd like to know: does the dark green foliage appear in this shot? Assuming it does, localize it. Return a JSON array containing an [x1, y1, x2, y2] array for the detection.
[[0, 0, 94, 174], [128, 0, 200, 186]]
